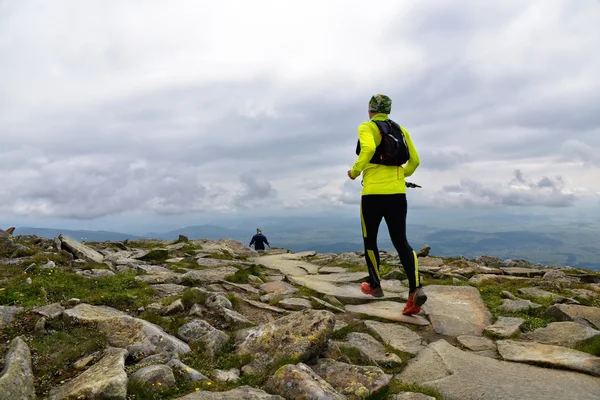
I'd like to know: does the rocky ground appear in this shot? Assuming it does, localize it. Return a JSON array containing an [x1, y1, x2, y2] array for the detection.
[[0, 228, 599, 399]]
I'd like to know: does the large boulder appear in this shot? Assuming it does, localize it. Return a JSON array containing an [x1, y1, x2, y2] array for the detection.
[[311, 358, 390, 399], [235, 310, 335, 375], [177, 319, 229, 357], [59, 235, 105, 264], [422, 286, 492, 337], [49, 347, 128, 400], [398, 339, 600, 400], [524, 322, 600, 348], [336, 332, 402, 367], [265, 363, 345, 400], [64, 304, 191, 355], [0, 337, 35, 399], [174, 385, 283, 399], [545, 304, 600, 330], [497, 340, 600, 377]]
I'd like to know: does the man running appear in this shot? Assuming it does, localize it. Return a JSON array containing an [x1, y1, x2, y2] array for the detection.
[[347, 94, 426, 315], [249, 228, 270, 251]]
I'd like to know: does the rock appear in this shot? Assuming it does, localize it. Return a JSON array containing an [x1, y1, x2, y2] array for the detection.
[[483, 317, 524, 338], [468, 274, 529, 284], [137, 249, 169, 262], [501, 291, 519, 300], [173, 385, 284, 399], [164, 299, 185, 315], [319, 266, 348, 274], [73, 353, 97, 370], [234, 310, 335, 375], [205, 293, 233, 309], [67, 298, 81, 306], [166, 242, 186, 250], [243, 299, 288, 314], [265, 363, 345, 400], [166, 257, 185, 263], [254, 253, 320, 275], [310, 296, 345, 313], [0, 306, 23, 329], [524, 322, 600, 349], [545, 304, 600, 329], [311, 358, 390, 399], [497, 340, 600, 376], [195, 257, 233, 267], [221, 281, 261, 294], [578, 274, 600, 284], [152, 283, 188, 298], [398, 339, 600, 400], [456, 335, 495, 352], [40, 260, 56, 269], [129, 364, 176, 392], [501, 267, 545, 277], [136, 272, 182, 285], [182, 267, 239, 285], [391, 394, 436, 400], [78, 269, 116, 278], [34, 317, 46, 332], [49, 347, 128, 400], [65, 304, 191, 355], [345, 302, 430, 326], [177, 320, 229, 357], [259, 281, 298, 294], [550, 296, 580, 305], [363, 320, 424, 356], [0, 337, 35, 400], [58, 234, 105, 264], [518, 287, 560, 299], [416, 245, 431, 257], [543, 270, 568, 280], [321, 340, 343, 359], [502, 259, 531, 268], [212, 368, 240, 382], [278, 297, 313, 311], [195, 238, 258, 258], [571, 288, 599, 301], [338, 332, 403, 367], [499, 299, 542, 312], [422, 285, 492, 337], [290, 276, 407, 305], [25, 277, 32, 284], [5, 227, 15, 235], [219, 306, 255, 329], [176, 234, 189, 243]]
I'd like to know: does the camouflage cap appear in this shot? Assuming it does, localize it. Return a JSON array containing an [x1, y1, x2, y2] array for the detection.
[[368, 94, 392, 114]]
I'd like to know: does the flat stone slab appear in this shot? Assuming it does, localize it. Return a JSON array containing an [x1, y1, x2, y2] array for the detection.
[[501, 267, 545, 277], [254, 254, 320, 276], [59, 235, 105, 264], [469, 274, 530, 284], [34, 303, 65, 319], [483, 317, 524, 338], [545, 304, 600, 330], [456, 335, 496, 352], [422, 286, 492, 337], [174, 385, 284, 399], [337, 332, 403, 367], [398, 339, 600, 400], [345, 302, 430, 326], [499, 299, 542, 312], [289, 275, 406, 305], [497, 340, 600, 377], [307, 271, 369, 283], [278, 298, 313, 311], [243, 299, 288, 314], [524, 322, 600, 349], [310, 296, 345, 313], [182, 267, 239, 284], [259, 281, 298, 294], [517, 287, 560, 299], [150, 284, 188, 298], [364, 320, 425, 355], [318, 266, 347, 274], [391, 393, 436, 400]]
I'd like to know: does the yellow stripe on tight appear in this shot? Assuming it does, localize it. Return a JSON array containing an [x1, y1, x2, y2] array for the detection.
[[360, 204, 367, 238], [368, 250, 380, 280], [413, 250, 419, 285]]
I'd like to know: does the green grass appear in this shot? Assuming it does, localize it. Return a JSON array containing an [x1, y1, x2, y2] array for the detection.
[[138, 311, 188, 336], [28, 320, 109, 397], [224, 264, 265, 284], [181, 288, 207, 309], [382, 379, 447, 400], [166, 257, 205, 272], [139, 249, 170, 263], [575, 335, 600, 356], [0, 267, 154, 310]]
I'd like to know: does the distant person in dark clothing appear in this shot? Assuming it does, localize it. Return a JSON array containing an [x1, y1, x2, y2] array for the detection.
[[249, 228, 270, 251]]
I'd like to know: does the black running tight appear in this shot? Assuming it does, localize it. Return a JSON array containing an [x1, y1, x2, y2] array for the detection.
[[360, 194, 420, 292]]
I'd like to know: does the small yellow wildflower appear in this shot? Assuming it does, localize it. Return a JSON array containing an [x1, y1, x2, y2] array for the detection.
[[186, 368, 190, 372], [23, 272, 27, 275], [206, 382, 212, 385], [195, 388, 200, 391], [157, 382, 161, 386]]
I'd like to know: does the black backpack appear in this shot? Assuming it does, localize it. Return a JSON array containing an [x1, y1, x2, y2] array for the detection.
[[356, 120, 410, 166]]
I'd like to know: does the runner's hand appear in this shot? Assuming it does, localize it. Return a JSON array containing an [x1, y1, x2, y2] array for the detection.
[[347, 170, 356, 180]]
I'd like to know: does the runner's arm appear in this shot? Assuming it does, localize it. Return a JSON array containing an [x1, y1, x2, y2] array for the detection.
[[401, 127, 420, 177], [350, 122, 376, 178]]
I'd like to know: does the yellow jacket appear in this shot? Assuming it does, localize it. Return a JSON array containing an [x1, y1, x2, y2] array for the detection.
[[350, 113, 420, 195]]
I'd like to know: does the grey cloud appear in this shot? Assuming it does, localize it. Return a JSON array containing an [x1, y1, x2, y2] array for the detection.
[[560, 140, 600, 167], [440, 171, 576, 208], [419, 147, 471, 170], [234, 173, 277, 207]]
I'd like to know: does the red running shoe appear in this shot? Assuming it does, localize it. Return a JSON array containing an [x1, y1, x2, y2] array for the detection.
[[402, 287, 427, 315], [360, 282, 384, 297]]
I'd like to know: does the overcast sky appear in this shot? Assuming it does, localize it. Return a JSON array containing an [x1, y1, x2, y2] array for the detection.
[[1, 0, 599, 232]]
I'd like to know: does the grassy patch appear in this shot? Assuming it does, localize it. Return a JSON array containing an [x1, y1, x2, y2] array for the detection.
[[383, 379, 447, 400], [224, 264, 265, 284], [166, 257, 205, 272], [575, 335, 600, 356], [181, 288, 207, 309], [226, 293, 241, 311], [27, 250, 74, 266], [0, 268, 154, 310], [139, 249, 170, 263], [124, 240, 165, 250], [28, 321, 108, 397], [474, 281, 554, 333], [77, 262, 111, 271], [138, 311, 188, 336]]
